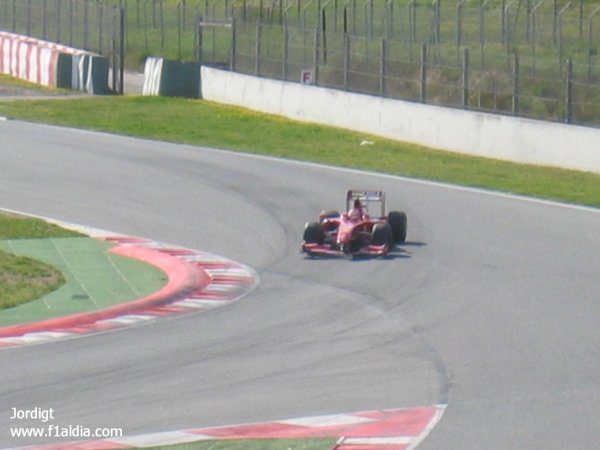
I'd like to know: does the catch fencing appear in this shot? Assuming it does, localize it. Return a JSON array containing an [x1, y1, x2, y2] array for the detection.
[[113, 0, 599, 127], [1, 0, 598, 126], [0, 0, 125, 93]]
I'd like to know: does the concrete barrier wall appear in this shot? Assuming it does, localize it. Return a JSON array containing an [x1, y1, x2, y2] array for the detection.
[[0, 31, 109, 94], [200, 66, 600, 174]]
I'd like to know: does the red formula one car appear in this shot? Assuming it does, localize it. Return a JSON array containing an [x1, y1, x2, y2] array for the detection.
[[301, 190, 407, 257]]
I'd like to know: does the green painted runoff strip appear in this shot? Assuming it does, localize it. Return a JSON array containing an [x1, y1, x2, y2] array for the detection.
[[0, 237, 167, 327]]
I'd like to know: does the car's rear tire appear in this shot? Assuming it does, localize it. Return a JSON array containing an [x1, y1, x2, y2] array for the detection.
[[371, 224, 392, 247], [303, 222, 323, 244], [388, 211, 407, 243]]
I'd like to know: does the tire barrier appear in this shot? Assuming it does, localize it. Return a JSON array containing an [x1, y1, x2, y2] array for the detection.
[[0, 31, 109, 94], [142, 57, 200, 98]]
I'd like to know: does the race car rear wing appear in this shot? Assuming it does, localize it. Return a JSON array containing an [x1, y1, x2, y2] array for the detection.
[[346, 190, 386, 217]]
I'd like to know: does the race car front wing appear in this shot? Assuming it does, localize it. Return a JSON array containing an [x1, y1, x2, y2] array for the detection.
[[301, 242, 389, 257]]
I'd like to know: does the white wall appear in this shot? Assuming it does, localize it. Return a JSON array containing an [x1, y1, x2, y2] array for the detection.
[[200, 66, 600, 174]]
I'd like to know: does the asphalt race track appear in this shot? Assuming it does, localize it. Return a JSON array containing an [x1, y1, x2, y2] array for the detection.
[[1, 120, 599, 449]]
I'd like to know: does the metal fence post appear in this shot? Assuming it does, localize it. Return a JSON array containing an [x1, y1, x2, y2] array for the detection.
[[176, 2, 182, 59], [83, 0, 88, 49], [363, 1, 368, 39], [98, 1, 104, 53], [384, 0, 391, 39], [390, 0, 395, 38], [367, 0, 373, 41], [502, 0, 508, 44], [512, 52, 520, 115], [526, 0, 531, 42], [42, 0, 47, 38], [68, 0, 74, 46], [565, 59, 572, 123], [279, 0, 283, 24], [409, 0, 416, 47], [322, 8, 327, 65], [479, 0, 486, 67], [197, 16, 203, 63], [11, 0, 16, 32], [343, 33, 349, 90], [255, 21, 261, 75], [456, 1, 463, 48], [352, 0, 356, 34], [462, 48, 469, 108], [553, 0, 557, 44], [589, 7, 600, 82], [431, 0, 438, 44], [57, 0, 63, 43], [160, 0, 165, 50], [420, 43, 427, 103], [112, 32, 118, 92], [579, 0, 583, 39], [334, 0, 338, 32], [557, 2, 571, 75], [26, 0, 31, 35], [436, 0, 441, 43], [119, 5, 125, 95], [153, 0, 158, 27], [282, 21, 288, 79], [314, 27, 320, 84], [230, 18, 237, 71], [379, 38, 387, 97], [144, 0, 149, 52]]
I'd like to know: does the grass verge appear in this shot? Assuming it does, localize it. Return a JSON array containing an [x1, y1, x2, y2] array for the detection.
[[0, 212, 83, 240], [0, 251, 64, 310], [0, 73, 71, 95], [0, 212, 81, 310], [1, 96, 600, 208]]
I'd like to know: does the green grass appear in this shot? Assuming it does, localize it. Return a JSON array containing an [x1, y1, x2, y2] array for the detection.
[[146, 438, 336, 450], [1, 95, 599, 208], [0, 212, 81, 310], [0, 250, 65, 310], [0, 212, 83, 240], [0, 73, 70, 95]]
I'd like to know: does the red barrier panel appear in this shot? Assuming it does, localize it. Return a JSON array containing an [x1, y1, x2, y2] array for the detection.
[[0, 31, 108, 93]]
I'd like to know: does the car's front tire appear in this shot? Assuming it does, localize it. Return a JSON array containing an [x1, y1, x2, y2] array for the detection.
[[303, 222, 323, 244], [371, 223, 393, 247], [388, 211, 407, 243]]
